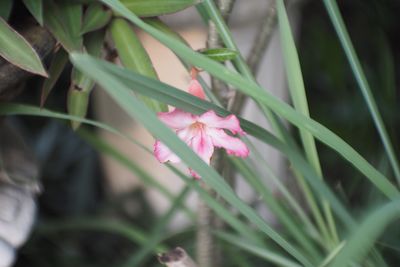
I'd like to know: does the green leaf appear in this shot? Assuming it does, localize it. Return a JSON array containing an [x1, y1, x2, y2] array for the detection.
[[67, 89, 89, 130], [78, 129, 195, 220], [0, 17, 47, 76], [100, 0, 399, 200], [40, 48, 69, 107], [81, 3, 112, 34], [68, 30, 105, 129], [120, 0, 200, 17], [276, 0, 338, 245], [70, 52, 314, 267], [121, 186, 191, 266], [110, 18, 167, 112], [323, 0, 400, 185], [144, 17, 189, 46], [216, 231, 303, 267], [0, 0, 13, 21], [199, 48, 238, 62], [23, 0, 43, 25], [38, 219, 166, 251], [43, 0, 83, 52], [329, 200, 400, 267]]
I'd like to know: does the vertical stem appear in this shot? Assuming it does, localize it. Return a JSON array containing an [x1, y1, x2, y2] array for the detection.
[[196, 1, 236, 267], [230, 1, 278, 113]]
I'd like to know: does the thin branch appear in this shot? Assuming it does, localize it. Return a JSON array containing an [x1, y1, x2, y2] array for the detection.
[[229, 1, 278, 114], [196, 1, 236, 267]]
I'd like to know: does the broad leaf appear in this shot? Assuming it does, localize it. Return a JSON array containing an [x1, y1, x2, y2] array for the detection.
[[0, 17, 47, 76]]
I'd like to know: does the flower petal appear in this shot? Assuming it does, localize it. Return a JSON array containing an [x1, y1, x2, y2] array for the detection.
[[199, 110, 245, 135], [158, 109, 195, 130], [208, 128, 249, 158], [189, 130, 214, 165], [154, 140, 181, 163], [188, 79, 205, 100]]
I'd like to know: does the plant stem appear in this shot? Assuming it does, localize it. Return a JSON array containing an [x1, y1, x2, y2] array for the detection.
[[196, 1, 235, 267], [229, 1, 278, 114]]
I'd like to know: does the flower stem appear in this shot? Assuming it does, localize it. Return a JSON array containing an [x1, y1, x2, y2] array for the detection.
[[196, 1, 236, 267]]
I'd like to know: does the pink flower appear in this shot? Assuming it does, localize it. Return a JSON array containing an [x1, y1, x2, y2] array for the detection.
[[154, 77, 249, 178]]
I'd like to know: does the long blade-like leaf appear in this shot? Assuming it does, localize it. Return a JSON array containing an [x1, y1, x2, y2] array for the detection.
[[329, 200, 400, 267], [323, 0, 400, 185]]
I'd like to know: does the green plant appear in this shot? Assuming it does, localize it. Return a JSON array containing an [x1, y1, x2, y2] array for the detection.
[[1, 0, 399, 266]]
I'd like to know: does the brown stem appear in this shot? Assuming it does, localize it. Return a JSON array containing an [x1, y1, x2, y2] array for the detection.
[[229, 1, 278, 114], [196, 1, 236, 267]]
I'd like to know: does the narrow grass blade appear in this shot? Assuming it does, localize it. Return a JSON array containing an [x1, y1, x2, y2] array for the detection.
[[0, 17, 47, 76], [323, 0, 400, 185], [329, 200, 400, 267], [37, 219, 167, 252], [216, 231, 303, 267], [78, 128, 195, 220], [231, 157, 322, 262], [276, 0, 338, 246], [121, 186, 191, 266]]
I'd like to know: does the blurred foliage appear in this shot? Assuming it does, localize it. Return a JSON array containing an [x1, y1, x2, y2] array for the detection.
[[299, 0, 400, 263], [0, 0, 399, 266]]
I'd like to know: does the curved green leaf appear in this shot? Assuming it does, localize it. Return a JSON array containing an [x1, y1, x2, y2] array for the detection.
[[199, 48, 238, 62], [68, 30, 105, 129], [323, 0, 400, 185], [120, 0, 200, 17], [81, 3, 112, 34], [110, 18, 167, 112], [43, 0, 83, 52], [0, 17, 47, 76], [216, 231, 303, 267], [23, 0, 43, 25], [329, 200, 400, 267]]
